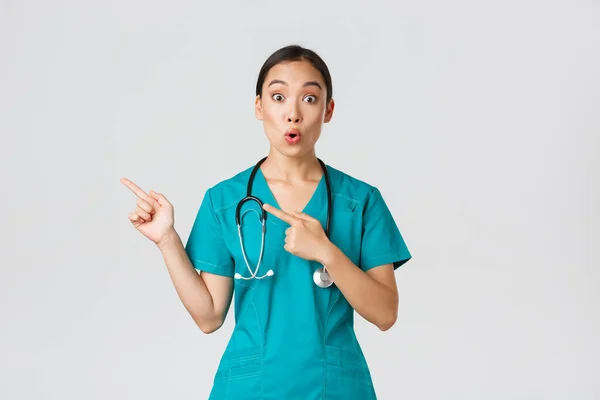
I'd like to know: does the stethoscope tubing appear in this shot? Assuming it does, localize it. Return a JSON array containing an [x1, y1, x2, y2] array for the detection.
[[234, 157, 333, 286]]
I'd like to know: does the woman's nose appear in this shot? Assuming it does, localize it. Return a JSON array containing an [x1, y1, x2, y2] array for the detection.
[[287, 101, 302, 123]]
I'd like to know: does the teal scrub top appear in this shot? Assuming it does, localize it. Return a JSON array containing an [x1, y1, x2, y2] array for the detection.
[[185, 163, 412, 400]]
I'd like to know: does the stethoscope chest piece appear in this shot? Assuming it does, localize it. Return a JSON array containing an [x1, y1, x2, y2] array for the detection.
[[313, 266, 334, 288]]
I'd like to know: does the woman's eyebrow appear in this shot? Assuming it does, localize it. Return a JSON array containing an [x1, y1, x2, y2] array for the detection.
[[267, 80, 322, 90]]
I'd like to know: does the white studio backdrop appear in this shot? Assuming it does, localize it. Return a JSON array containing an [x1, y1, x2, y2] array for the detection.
[[1, 1, 599, 399]]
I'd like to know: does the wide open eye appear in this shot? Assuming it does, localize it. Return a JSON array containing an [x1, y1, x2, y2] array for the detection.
[[303, 95, 317, 103], [272, 93, 284, 101]]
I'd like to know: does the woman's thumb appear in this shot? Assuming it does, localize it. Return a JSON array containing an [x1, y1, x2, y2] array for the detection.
[[149, 190, 168, 206]]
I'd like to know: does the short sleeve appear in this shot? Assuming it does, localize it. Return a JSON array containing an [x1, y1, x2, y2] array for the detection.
[[184, 188, 235, 277], [359, 187, 412, 271]]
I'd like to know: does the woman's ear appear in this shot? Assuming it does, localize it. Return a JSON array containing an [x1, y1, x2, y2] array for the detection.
[[255, 95, 263, 120], [324, 98, 335, 123]]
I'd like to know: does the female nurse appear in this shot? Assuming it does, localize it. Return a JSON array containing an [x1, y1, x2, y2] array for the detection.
[[121, 45, 412, 399]]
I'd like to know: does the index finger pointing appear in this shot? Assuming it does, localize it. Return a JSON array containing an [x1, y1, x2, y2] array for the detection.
[[120, 178, 152, 201], [263, 204, 297, 225]]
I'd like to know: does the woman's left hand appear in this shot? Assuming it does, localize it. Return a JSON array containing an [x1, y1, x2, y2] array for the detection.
[[263, 204, 332, 263]]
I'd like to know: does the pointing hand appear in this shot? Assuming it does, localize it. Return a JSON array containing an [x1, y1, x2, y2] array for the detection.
[[121, 178, 175, 245], [262, 204, 331, 263]]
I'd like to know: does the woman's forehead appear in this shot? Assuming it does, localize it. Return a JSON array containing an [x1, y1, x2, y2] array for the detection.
[[264, 60, 325, 87]]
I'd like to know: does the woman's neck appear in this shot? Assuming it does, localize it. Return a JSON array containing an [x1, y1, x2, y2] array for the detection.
[[260, 148, 322, 182]]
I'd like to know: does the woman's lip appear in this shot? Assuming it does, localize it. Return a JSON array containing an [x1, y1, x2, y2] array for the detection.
[[285, 134, 301, 144], [286, 129, 301, 135]]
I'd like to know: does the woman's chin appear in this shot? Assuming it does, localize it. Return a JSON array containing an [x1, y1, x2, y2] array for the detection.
[[278, 145, 314, 158]]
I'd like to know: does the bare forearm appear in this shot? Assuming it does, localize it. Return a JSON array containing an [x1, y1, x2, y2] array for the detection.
[[157, 229, 220, 331], [319, 243, 398, 331]]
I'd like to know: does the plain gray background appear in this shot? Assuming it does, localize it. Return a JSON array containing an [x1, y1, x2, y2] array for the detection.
[[1, 0, 599, 398]]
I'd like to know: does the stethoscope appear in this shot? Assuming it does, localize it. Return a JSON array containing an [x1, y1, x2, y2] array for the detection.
[[233, 156, 334, 288]]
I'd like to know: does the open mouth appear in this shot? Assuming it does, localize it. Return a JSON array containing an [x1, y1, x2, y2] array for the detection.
[[285, 130, 301, 144]]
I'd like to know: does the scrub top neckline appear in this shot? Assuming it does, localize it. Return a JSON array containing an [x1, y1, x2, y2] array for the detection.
[[256, 166, 327, 227]]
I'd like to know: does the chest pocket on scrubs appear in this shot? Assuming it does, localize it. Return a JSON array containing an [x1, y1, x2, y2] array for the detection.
[[329, 194, 362, 266]]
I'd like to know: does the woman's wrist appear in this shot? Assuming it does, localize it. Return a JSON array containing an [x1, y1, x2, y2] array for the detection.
[[157, 228, 180, 251], [317, 239, 339, 266]]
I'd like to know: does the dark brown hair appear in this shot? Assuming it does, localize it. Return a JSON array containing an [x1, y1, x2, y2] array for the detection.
[[255, 44, 333, 104]]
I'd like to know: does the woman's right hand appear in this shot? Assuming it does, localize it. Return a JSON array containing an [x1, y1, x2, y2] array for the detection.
[[121, 177, 175, 245]]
